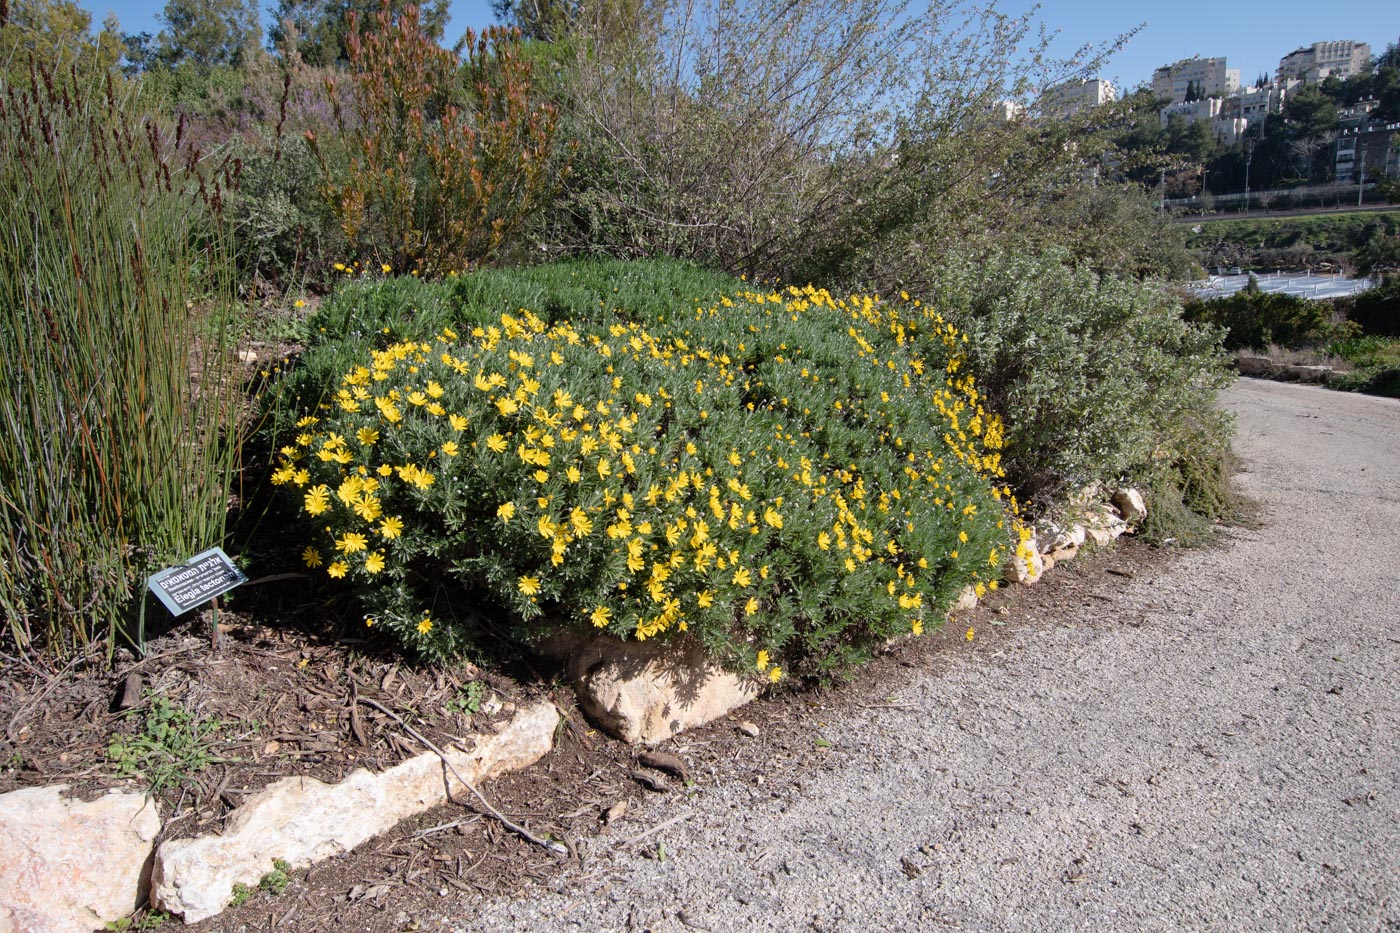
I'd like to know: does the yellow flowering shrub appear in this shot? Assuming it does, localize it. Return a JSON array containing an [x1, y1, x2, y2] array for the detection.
[[272, 284, 1021, 678]]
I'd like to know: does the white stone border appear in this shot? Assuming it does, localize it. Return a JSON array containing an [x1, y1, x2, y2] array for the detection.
[[0, 699, 558, 929]]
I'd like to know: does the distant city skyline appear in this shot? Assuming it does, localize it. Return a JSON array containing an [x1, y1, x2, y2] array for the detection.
[[1001, 0, 1396, 92], [75, 0, 1399, 94]]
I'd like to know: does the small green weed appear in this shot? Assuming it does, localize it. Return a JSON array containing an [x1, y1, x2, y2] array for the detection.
[[106, 695, 224, 793], [105, 909, 169, 930], [260, 859, 293, 896], [446, 681, 486, 716], [228, 859, 293, 909]]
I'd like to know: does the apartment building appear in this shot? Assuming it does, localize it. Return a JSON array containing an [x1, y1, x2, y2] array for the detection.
[[1151, 56, 1241, 104], [1277, 40, 1372, 84], [1334, 100, 1398, 183], [1159, 96, 1224, 128], [1221, 83, 1290, 122], [1040, 78, 1117, 116]]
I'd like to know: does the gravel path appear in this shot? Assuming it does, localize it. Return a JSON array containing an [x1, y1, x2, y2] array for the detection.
[[462, 378, 1400, 932]]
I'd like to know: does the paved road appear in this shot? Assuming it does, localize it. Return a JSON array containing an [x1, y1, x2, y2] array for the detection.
[[465, 378, 1400, 932]]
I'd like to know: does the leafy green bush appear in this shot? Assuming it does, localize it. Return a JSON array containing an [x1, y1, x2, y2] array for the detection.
[[1326, 331, 1400, 398], [926, 250, 1233, 510], [266, 278, 1023, 679], [1337, 279, 1400, 337], [232, 134, 346, 291], [1183, 284, 1355, 351], [266, 259, 742, 431]]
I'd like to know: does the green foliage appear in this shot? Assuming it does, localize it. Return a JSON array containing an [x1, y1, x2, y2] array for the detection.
[[232, 133, 347, 289], [106, 695, 224, 793], [259, 859, 293, 895], [1353, 217, 1400, 278], [267, 0, 449, 67], [305, 8, 561, 274], [926, 250, 1233, 509], [104, 909, 169, 931], [0, 61, 242, 656], [544, 0, 1145, 284], [1335, 279, 1400, 337], [269, 258, 741, 419], [151, 0, 261, 71], [229, 883, 253, 907], [1186, 211, 1400, 271], [1001, 183, 1197, 281], [1136, 408, 1247, 546], [266, 265, 1021, 680], [446, 680, 486, 715], [1326, 332, 1400, 398], [0, 0, 124, 80], [1183, 288, 1356, 350]]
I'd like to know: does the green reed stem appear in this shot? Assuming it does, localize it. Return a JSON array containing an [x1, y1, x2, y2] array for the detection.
[[0, 61, 242, 659]]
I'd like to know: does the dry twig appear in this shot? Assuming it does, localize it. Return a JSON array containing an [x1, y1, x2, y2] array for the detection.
[[355, 695, 568, 856]]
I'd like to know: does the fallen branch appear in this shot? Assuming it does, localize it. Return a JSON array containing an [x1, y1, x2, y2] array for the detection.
[[355, 695, 568, 856], [614, 812, 692, 850]]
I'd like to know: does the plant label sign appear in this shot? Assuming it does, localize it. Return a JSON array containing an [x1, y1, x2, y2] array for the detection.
[[148, 547, 247, 616]]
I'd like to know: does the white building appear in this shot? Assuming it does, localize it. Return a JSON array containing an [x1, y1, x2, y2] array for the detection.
[[1158, 97, 1251, 145], [1278, 40, 1372, 84], [1225, 83, 1288, 122], [984, 99, 1025, 121], [1040, 78, 1117, 116], [1213, 117, 1250, 147], [1151, 56, 1241, 104], [1159, 96, 1224, 128]]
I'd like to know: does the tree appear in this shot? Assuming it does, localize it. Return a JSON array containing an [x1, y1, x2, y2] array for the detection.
[[1283, 85, 1339, 139], [0, 0, 123, 75], [268, 0, 449, 66], [153, 0, 261, 70], [1377, 42, 1400, 72], [489, 0, 575, 40], [1372, 61, 1400, 124]]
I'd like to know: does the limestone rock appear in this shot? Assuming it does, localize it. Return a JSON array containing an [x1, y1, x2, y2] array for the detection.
[[1085, 525, 1115, 547], [1046, 543, 1079, 564], [1046, 523, 1086, 563], [1285, 364, 1332, 382], [1235, 355, 1275, 377], [0, 785, 161, 933], [1113, 488, 1148, 525], [151, 701, 556, 923], [1004, 539, 1045, 585], [1056, 524, 1088, 550], [546, 635, 758, 745], [954, 585, 978, 612]]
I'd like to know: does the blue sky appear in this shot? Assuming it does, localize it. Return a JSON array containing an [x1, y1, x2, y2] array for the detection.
[[80, 0, 1398, 92]]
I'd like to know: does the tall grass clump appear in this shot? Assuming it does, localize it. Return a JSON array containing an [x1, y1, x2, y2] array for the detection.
[[0, 60, 242, 658]]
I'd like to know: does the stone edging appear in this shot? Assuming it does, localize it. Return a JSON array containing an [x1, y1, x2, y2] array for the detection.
[[0, 699, 558, 931]]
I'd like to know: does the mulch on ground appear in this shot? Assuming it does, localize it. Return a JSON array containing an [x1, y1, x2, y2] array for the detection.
[[0, 536, 1180, 931]]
